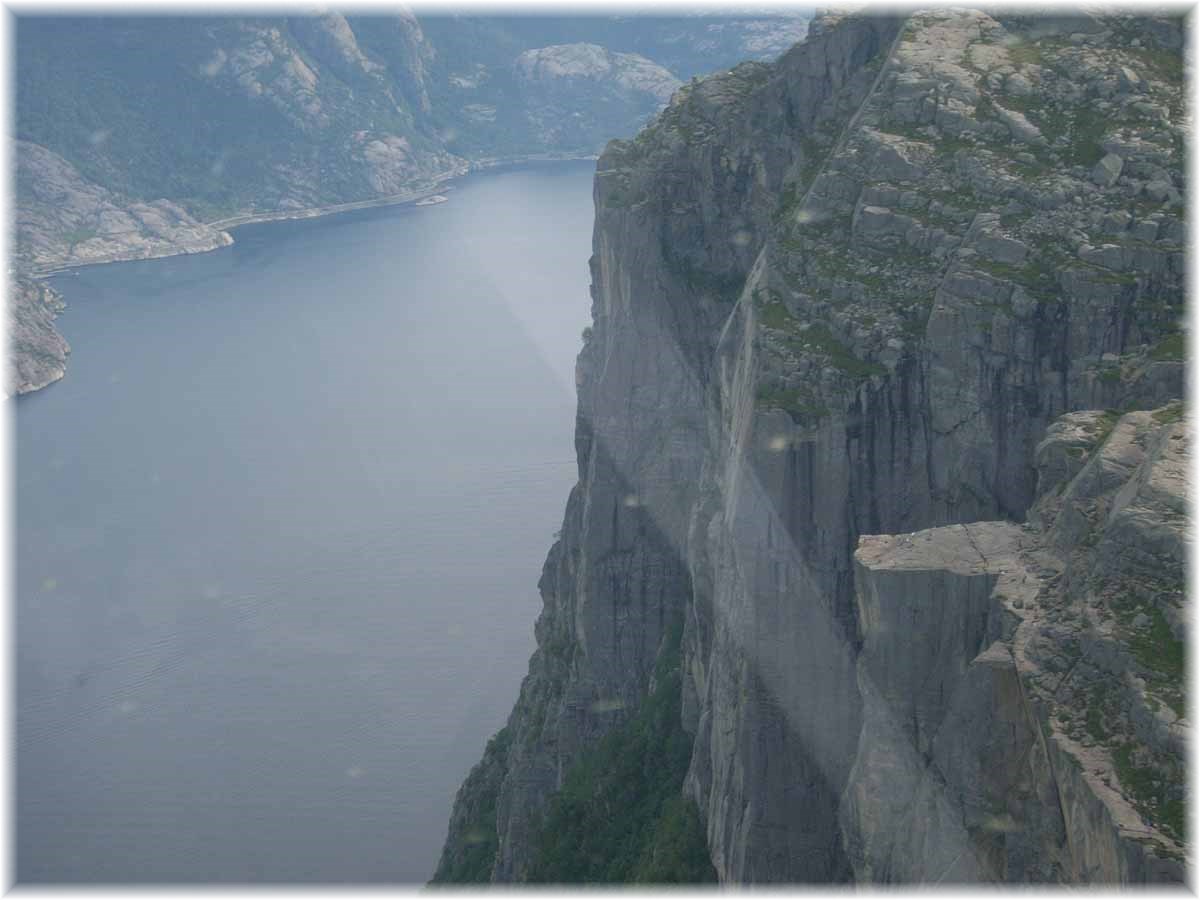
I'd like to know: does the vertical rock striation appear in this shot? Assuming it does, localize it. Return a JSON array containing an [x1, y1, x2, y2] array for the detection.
[[436, 7, 1187, 885], [848, 404, 1187, 882]]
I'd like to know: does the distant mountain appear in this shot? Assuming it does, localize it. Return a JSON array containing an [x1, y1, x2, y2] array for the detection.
[[13, 12, 810, 272], [10, 10, 811, 393]]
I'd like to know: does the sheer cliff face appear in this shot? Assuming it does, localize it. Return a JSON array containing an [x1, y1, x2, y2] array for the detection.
[[438, 8, 1187, 884], [847, 403, 1188, 883]]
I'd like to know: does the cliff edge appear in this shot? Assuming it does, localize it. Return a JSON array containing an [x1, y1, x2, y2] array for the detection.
[[435, 8, 1187, 884]]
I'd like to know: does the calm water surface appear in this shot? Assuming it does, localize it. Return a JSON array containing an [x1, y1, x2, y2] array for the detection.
[[16, 162, 595, 882]]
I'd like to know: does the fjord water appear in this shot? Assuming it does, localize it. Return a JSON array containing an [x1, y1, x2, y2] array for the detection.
[[16, 162, 594, 882]]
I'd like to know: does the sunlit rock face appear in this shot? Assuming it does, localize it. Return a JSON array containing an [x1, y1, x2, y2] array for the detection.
[[438, 7, 1186, 885]]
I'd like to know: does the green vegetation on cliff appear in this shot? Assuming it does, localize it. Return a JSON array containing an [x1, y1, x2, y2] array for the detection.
[[430, 727, 511, 883], [16, 17, 312, 219], [525, 618, 716, 884]]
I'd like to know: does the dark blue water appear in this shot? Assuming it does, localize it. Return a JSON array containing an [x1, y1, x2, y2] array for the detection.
[[15, 161, 594, 883]]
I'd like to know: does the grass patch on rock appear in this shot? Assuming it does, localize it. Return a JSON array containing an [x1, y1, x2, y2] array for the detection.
[[1150, 332, 1186, 361], [1113, 741, 1185, 841], [525, 618, 716, 884]]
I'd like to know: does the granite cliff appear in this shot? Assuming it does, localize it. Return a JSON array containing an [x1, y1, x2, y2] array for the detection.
[[435, 8, 1188, 885]]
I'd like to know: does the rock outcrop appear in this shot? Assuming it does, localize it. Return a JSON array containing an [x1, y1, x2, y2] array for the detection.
[[514, 44, 681, 150], [15, 142, 233, 274], [437, 7, 1187, 885], [7, 277, 69, 396], [848, 405, 1187, 882], [516, 44, 681, 102]]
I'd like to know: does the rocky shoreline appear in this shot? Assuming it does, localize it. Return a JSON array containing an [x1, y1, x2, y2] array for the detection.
[[7, 278, 70, 397], [23, 163, 469, 279], [199, 164, 471, 234], [10, 154, 597, 395], [24, 154, 599, 279]]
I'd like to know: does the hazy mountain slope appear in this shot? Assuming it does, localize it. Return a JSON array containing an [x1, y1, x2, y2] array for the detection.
[[15, 140, 232, 273], [15, 15, 459, 222], [10, 11, 811, 391], [415, 13, 809, 157], [14, 12, 812, 256]]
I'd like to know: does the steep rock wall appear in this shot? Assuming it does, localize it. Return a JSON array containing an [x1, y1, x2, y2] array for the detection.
[[437, 7, 1187, 884], [848, 405, 1188, 882]]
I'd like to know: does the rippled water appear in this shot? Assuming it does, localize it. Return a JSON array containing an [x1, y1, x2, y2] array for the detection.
[[16, 161, 595, 882]]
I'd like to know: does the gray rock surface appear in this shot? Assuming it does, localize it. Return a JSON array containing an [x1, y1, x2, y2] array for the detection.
[[513, 44, 682, 151], [7, 277, 69, 396], [1092, 152, 1125, 186], [848, 406, 1188, 881], [437, 8, 1187, 884], [516, 44, 681, 103], [15, 141, 233, 274]]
